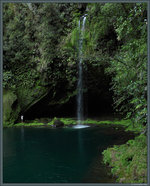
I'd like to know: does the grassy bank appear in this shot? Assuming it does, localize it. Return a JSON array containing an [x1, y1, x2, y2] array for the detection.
[[3, 118, 143, 133], [4, 117, 144, 134], [102, 134, 147, 183]]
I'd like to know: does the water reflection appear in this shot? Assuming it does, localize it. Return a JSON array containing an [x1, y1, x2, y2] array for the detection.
[[77, 129, 84, 159], [21, 127, 24, 143], [3, 127, 135, 183]]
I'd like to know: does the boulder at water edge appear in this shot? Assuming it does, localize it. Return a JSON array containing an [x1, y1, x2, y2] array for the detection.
[[53, 119, 64, 128]]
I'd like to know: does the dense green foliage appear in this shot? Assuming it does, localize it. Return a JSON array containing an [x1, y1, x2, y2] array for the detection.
[[3, 3, 147, 129], [104, 3, 147, 127], [3, 3, 78, 123], [85, 3, 147, 128], [103, 134, 147, 183]]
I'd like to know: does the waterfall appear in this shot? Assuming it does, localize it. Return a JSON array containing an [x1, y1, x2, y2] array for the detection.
[[76, 15, 87, 127]]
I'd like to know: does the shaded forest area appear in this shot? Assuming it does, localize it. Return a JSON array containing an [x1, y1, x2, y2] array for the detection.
[[3, 3, 147, 129]]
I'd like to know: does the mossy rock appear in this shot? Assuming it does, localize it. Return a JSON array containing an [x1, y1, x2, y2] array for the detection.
[[3, 84, 49, 126], [3, 89, 20, 126], [53, 117, 64, 128], [16, 85, 48, 112]]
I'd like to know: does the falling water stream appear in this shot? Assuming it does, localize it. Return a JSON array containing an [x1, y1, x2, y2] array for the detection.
[[74, 15, 89, 129]]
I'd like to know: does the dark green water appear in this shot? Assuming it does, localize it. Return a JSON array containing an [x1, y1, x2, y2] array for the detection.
[[3, 125, 135, 183]]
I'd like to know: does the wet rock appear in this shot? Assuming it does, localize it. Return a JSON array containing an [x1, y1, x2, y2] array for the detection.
[[53, 119, 64, 128]]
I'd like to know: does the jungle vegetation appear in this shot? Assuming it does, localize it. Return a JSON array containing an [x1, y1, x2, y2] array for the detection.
[[3, 3, 147, 183]]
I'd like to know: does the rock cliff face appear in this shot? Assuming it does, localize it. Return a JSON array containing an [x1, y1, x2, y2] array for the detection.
[[3, 85, 49, 125], [3, 89, 18, 125]]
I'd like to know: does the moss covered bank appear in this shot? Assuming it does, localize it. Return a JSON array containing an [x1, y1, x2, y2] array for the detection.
[[102, 134, 147, 183]]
